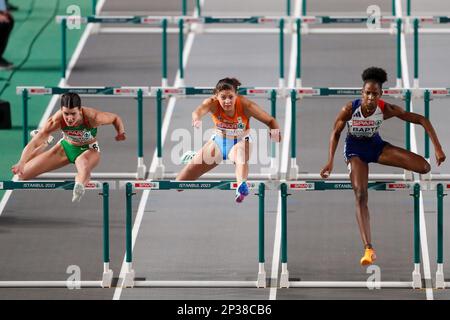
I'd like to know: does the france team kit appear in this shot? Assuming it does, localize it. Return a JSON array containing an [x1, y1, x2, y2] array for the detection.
[[344, 99, 388, 163]]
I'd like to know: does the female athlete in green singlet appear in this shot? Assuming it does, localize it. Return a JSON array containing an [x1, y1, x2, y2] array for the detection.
[[12, 93, 126, 202]]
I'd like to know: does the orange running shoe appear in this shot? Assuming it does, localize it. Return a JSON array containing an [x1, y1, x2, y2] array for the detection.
[[360, 248, 377, 266]]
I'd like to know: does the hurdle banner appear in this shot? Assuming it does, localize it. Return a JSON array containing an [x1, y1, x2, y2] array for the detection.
[[279, 181, 424, 289], [16, 86, 149, 179], [120, 181, 266, 288], [0, 181, 113, 288]]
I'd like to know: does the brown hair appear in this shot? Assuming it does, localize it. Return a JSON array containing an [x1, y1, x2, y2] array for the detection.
[[60, 93, 81, 109], [213, 77, 242, 94]]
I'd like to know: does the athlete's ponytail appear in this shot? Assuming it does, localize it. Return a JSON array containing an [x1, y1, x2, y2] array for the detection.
[[60, 93, 81, 109], [214, 77, 242, 94]]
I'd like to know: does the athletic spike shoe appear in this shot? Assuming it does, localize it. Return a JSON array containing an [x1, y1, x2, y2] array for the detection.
[[30, 129, 54, 145], [360, 248, 377, 266], [72, 182, 85, 203], [235, 181, 249, 203]]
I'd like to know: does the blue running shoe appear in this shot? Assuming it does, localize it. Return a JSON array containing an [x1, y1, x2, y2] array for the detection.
[[235, 181, 249, 203], [238, 181, 249, 196]]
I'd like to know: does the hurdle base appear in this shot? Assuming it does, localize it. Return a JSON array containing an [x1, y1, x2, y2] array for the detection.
[[280, 264, 290, 288], [257, 263, 266, 288], [137, 165, 147, 180], [412, 266, 422, 289], [435, 264, 445, 289], [122, 270, 136, 288], [436, 272, 445, 289], [102, 270, 114, 288], [288, 159, 299, 180]]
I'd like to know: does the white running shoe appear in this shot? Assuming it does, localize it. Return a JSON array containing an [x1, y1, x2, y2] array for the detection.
[[30, 129, 54, 145], [72, 182, 85, 203]]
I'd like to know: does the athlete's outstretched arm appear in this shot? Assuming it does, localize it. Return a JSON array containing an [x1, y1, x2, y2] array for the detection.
[[244, 98, 281, 142], [87, 108, 126, 141], [191, 98, 214, 127], [320, 102, 353, 178], [384, 103, 446, 165], [12, 112, 62, 175]]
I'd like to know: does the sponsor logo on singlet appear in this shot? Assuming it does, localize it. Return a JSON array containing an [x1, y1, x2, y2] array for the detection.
[[216, 118, 246, 136], [348, 106, 383, 138], [64, 129, 94, 143]]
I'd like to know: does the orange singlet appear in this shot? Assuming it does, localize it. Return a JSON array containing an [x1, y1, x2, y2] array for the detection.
[[210, 96, 250, 138]]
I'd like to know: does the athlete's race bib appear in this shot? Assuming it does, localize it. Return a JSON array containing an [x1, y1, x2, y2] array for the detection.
[[89, 142, 101, 152]]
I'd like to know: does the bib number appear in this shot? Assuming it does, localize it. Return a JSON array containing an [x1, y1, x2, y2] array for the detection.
[[89, 142, 100, 152]]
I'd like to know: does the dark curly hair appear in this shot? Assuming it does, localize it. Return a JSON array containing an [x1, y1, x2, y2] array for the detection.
[[213, 77, 241, 94], [361, 67, 388, 88]]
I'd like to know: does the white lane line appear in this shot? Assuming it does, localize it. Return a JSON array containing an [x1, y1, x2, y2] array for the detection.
[[112, 189, 150, 300], [112, 1, 203, 300], [397, 0, 433, 300], [0, 0, 107, 217], [269, 193, 282, 300], [269, 0, 300, 301]]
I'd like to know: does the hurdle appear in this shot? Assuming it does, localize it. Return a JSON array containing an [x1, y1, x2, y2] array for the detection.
[[0, 181, 113, 288], [16, 86, 150, 179], [411, 17, 450, 88], [279, 181, 425, 289], [56, 15, 289, 88], [56, 16, 171, 86], [120, 180, 267, 288], [300, 0, 444, 22], [416, 89, 450, 181], [293, 14, 400, 86], [434, 182, 449, 289], [94, 0, 292, 18], [148, 86, 283, 180], [295, 14, 449, 88]]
